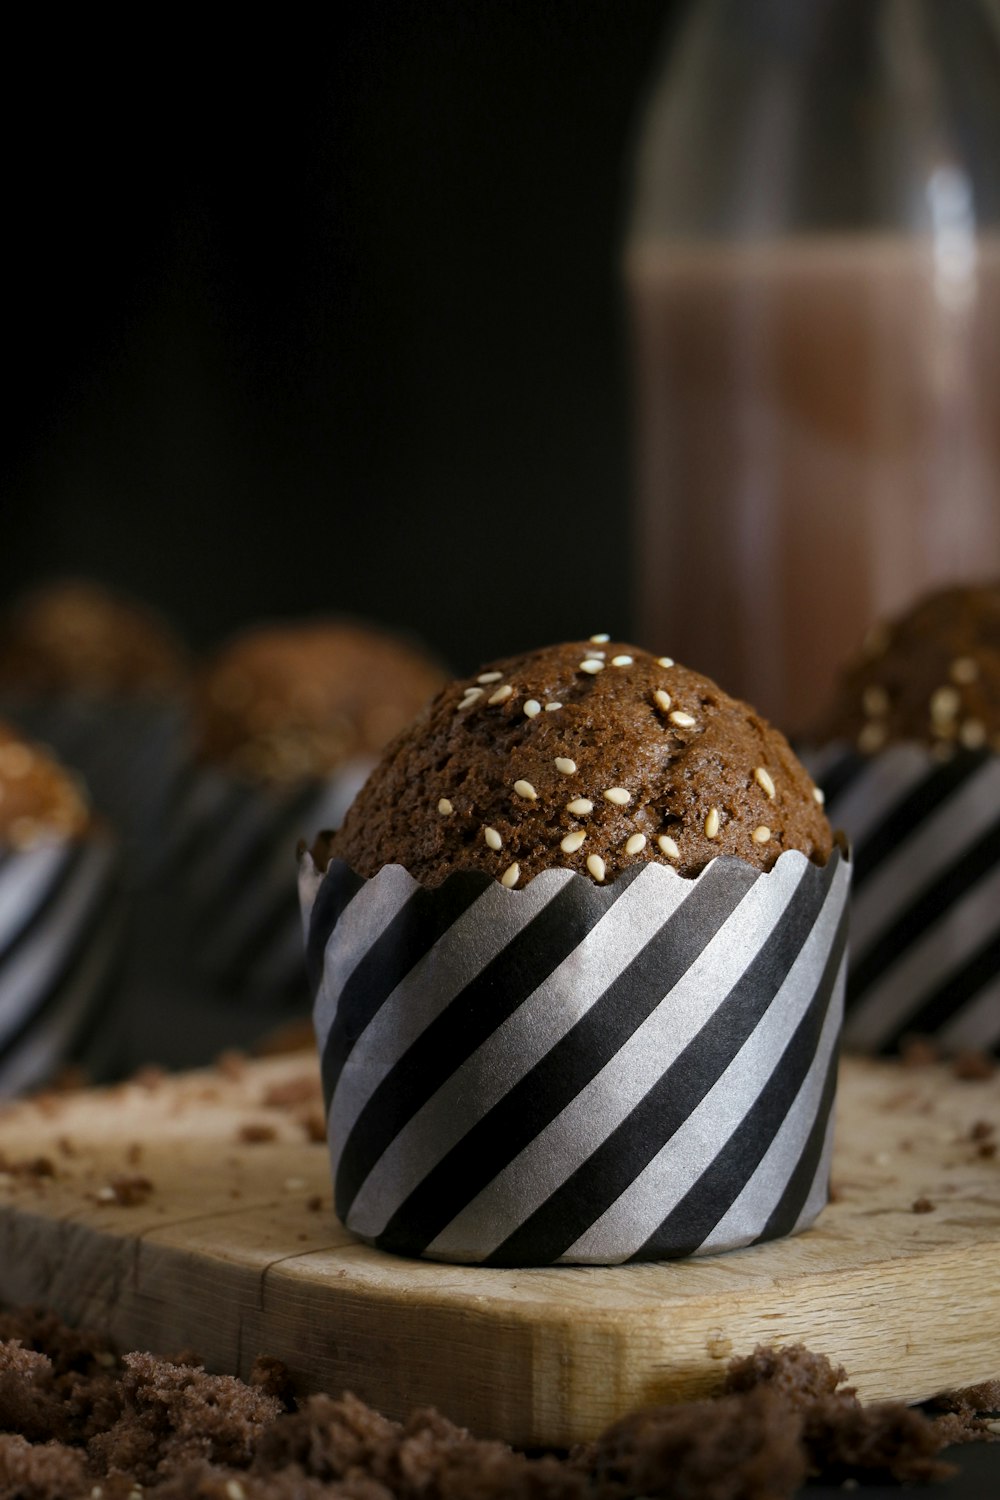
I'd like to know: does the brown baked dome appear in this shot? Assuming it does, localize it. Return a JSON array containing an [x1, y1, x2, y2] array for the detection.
[[819, 583, 1000, 755], [326, 639, 832, 887], [0, 579, 188, 699], [0, 721, 91, 848], [194, 619, 447, 785]]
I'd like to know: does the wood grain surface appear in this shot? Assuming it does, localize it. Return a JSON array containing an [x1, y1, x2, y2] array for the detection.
[[0, 1050, 997, 1447]]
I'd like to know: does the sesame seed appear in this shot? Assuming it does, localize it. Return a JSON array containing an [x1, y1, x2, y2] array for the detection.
[[484, 827, 502, 850], [669, 710, 696, 728], [284, 1177, 308, 1191], [752, 825, 771, 844], [545, 701, 562, 712], [657, 834, 680, 860], [863, 685, 890, 717], [579, 659, 604, 674], [813, 786, 825, 805], [857, 721, 887, 753], [586, 853, 606, 882], [501, 862, 520, 888], [704, 807, 720, 839], [488, 684, 514, 705], [589, 633, 610, 643], [624, 833, 646, 854], [930, 685, 960, 722], [603, 787, 631, 805], [560, 830, 586, 853], [226, 1484, 247, 1500], [437, 798, 454, 815], [754, 767, 776, 800], [554, 756, 577, 774], [657, 656, 674, 668], [95, 1186, 117, 1203], [513, 779, 537, 800], [523, 699, 541, 717], [588, 649, 607, 658], [457, 687, 482, 708], [478, 671, 503, 684], [950, 656, 979, 685], [566, 797, 593, 815], [611, 655, 633, 667], [959, 719, 987, 749], [652, 688, 672, 712]]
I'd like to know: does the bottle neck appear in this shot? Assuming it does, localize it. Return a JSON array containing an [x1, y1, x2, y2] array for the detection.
[[630, 0, 1000, 242]]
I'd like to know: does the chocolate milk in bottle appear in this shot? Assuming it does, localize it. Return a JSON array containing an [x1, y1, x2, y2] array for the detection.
[[627, 0, 1000, 733]]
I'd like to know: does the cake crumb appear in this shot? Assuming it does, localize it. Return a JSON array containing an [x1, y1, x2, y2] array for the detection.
[[912, 1196, 936, 1213], [952, 1050, 996, 1081], [237, 1123, 277, 1145]]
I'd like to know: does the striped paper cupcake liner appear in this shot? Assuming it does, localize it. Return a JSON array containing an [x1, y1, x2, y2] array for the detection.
[[161, 758, 373, 1006], [805, 742, 1000, 1056], [300, 845, 850, 1266], [0, 832, 127, 1096], [0, 693, 188, 883]]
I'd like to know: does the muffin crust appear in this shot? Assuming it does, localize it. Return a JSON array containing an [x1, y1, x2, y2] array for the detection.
[[328, 639, 831, 886]]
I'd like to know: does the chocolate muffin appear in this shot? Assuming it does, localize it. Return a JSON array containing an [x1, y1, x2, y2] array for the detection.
[[194, 619, 446, 785], [0, 721, 91, 848], [328, 638, 832, 887], [156, 618, 446, 1037], [0, 577, 187, 700], [0, 579, 191, 871], [808, 583, 1000, 1056], [0, 722, 124, 1094], [303, 640, 849, 1267], [819, 583, 1000, 757]]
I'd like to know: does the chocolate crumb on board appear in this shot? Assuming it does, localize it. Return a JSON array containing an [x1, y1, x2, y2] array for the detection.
[[237, 1123, 278, 1145], [912, 1196, 936, 1213], [94, 1175, 154, 1206], [0, 1308, 993, 1498], [953, 1050, 997, 1081]]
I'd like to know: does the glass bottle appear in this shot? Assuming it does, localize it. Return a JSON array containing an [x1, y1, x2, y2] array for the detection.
[[626, 0, 1000, 732]]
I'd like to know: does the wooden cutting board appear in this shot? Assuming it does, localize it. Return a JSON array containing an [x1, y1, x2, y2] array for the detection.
[[0, 1051, 996, 1448]]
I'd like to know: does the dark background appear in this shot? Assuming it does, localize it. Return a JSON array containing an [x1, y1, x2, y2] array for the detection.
[[2, 2, 686, 672]]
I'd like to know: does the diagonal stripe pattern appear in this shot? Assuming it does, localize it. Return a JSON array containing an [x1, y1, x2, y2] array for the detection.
[[163, 758, 373, 1004], [0, 834, 127, 1096], [303, 847, 850, 1265], [817, 743, 1000, 1055]]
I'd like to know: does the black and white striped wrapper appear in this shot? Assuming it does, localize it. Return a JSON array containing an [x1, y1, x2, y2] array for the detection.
[[0, 833, 127, 1095], [0, 693, 188, 883], [806, 742, 1000, 1056], [299, 845, 850, 1266], [163, 758, 374, 1007]]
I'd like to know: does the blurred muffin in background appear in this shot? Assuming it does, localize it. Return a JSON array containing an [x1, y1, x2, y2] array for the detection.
[[0, 577, 187, 701], [194, 619, 445, 786], [156, 617, 447, 1054], [807, 582, 1000, 1057], [0, 721, 125, 1095], [0, 578, 190, 872]]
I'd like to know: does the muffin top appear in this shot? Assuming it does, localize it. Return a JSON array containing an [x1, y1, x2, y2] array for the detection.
[[820, 583, 1000, 755], [0, 579, 188, 699], [0, 721, 92, 848], [194, 619, 447, 785], [326, 638, 832, 887]]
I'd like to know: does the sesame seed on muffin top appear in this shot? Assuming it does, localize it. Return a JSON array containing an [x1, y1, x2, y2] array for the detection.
[[0, 722, 92, 849], [324, 639, 832, 888]]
